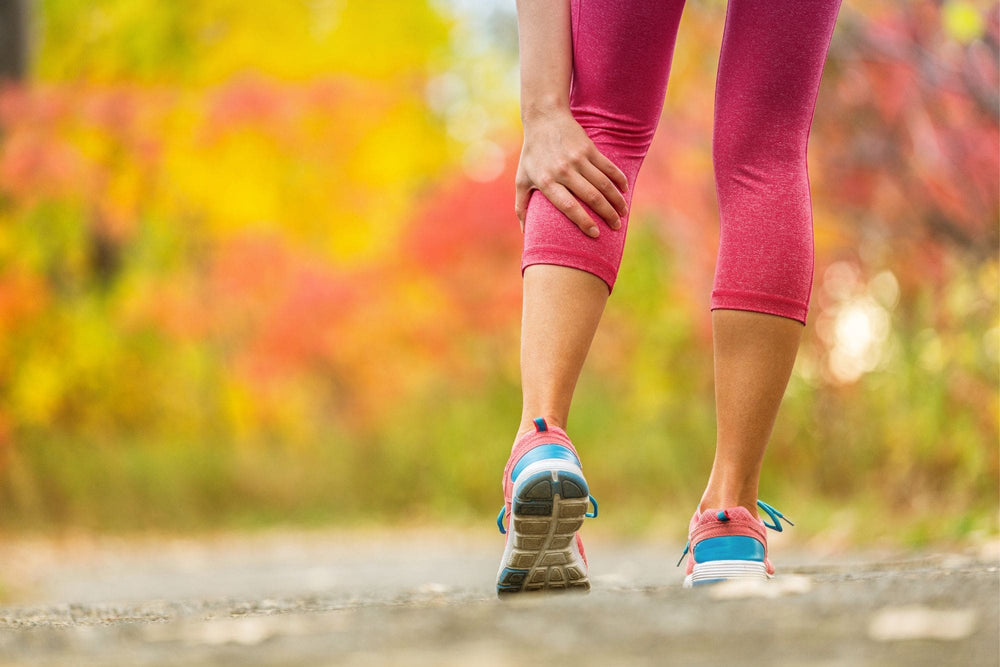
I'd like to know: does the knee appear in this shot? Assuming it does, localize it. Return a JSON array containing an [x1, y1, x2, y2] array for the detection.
[[712, 117, 809, 178]]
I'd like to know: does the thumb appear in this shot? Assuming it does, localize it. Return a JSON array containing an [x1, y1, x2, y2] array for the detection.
[[515, 185, 533, 234]]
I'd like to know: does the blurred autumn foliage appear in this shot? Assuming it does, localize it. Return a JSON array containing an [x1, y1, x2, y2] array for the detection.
[[0, 0, 995, 543]]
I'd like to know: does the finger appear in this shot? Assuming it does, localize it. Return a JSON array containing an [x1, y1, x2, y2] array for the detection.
[[578, 160, 629, 219], [539, 181, 601, 238], [590, 149, 629, 195], [560, 170, 622, 230]]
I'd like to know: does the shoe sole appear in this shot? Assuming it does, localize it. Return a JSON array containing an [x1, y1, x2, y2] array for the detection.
[[496, 463, 591, 597], [683, 560, 771, 587]]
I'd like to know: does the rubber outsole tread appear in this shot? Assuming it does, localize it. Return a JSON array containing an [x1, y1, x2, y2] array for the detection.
[[497, 469, 591, 597]]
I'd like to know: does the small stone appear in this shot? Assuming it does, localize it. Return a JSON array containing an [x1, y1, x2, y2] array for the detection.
[[709, 575, 813, 600], [868, 605, 977, 641]]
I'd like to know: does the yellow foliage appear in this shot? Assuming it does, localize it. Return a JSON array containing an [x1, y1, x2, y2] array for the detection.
[[39, 0, 450, 84], [11, 355, 62, 426], [942, 1, 985, 44]]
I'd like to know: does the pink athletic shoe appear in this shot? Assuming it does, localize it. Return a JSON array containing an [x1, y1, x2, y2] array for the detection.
[[678, 500, 794, 587], [495, 417, 598, 596]]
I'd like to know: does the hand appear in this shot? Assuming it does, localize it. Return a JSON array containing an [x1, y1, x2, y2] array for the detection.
[[514, 107, 629, 238]]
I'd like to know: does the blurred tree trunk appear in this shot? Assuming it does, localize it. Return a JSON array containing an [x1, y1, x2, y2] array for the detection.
[[0, 0, 29, 81]]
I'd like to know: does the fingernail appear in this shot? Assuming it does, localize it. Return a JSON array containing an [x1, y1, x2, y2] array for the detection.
[[588, 227, 599, 238]]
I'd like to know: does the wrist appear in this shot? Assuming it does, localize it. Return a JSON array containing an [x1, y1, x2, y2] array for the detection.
[[520, 94, 570, 122]]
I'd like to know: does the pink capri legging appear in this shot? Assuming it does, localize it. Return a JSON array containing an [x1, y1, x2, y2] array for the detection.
[[521, 0, 843, 325]]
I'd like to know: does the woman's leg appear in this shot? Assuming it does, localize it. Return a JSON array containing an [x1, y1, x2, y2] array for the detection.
[[517, 265, 609, 439], [517, 0, 686, 444], [701, 0, 843, 515], [701, 310, 803, 513]]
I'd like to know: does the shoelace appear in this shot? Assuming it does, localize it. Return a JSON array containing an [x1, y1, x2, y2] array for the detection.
[[675, 499, 793, 567], [496, 495, 598, 535]]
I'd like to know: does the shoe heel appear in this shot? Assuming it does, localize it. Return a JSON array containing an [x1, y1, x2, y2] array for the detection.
[[684, 560, 770, 587], [497, 463, 591, 596]]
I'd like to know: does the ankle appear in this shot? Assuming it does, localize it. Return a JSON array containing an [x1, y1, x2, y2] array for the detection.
[[699, 490, 760, 518], [700, 465, 762, 515]]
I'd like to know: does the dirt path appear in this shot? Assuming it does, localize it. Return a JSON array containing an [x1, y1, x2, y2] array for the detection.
[[0, 527, 996, 665]]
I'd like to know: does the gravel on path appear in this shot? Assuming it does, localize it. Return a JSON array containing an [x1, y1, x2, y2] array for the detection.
[[0, 526, 996, 666]]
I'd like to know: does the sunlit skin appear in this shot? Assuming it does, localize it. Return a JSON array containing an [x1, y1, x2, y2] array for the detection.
[[516, 264, 610, 440], [699, 309, 804, 516]]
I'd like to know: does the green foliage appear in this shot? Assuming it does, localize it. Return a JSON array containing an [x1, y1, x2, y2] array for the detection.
[[0, 1, 995, 545]]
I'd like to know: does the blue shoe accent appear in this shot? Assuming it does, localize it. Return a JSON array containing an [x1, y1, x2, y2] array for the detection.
[[716, 510, 730, 522], [497, 506, 507, 535], [497, 567, 530, 593], [586, 495, 598, 518], [511, 444, 580, 483], [676, 541, 690, 567], [533, 417, 548, 432], [757, 500, 794, 531], [693, 535, 765, 563]]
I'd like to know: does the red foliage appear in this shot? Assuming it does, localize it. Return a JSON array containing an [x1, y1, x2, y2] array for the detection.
[[0, 84, 69, 129], [0, 127, 90, 201], [817, 0, 999, 258], [402, 158, 524, 332], [205, 232, 362, 381], [204, 76, 297, 144]]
